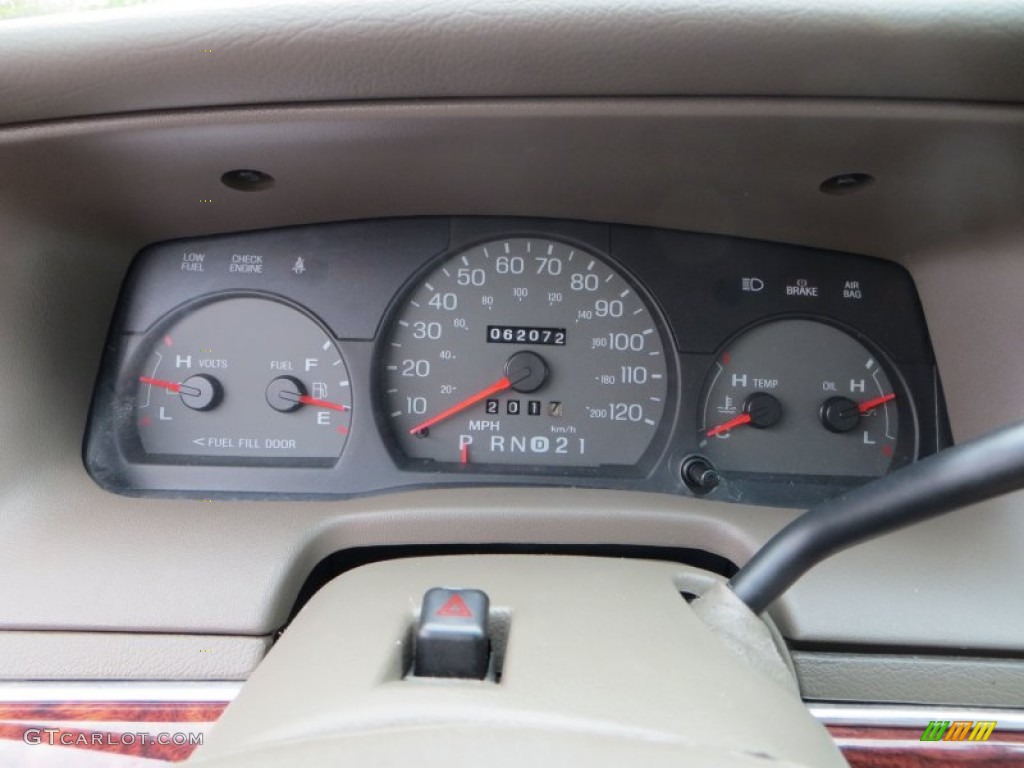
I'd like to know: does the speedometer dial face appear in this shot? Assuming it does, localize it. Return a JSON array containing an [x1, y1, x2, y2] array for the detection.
[[381, 238, 671, 468]]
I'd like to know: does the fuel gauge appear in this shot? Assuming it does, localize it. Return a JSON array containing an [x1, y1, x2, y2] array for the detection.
[[129, 296, 352, 464], [697, 319, 915, 478]]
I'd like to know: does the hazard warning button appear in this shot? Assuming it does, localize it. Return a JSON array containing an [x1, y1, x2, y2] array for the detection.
[[414, 587, 490, 679]]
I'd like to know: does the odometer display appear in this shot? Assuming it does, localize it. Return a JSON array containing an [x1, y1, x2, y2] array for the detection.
[[486, 325, 566, 346], [381, 238, 671, 468]]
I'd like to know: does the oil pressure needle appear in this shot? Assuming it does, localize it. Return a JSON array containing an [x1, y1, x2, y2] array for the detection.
[[857, 393, 896, 413]]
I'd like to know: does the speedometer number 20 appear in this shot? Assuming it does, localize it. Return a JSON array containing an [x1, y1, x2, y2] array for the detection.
[[381, 238, 670, 468]]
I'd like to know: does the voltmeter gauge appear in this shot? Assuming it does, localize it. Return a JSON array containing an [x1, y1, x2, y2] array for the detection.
[[128, 296, 352, 464], [697, 319, 916, 478]]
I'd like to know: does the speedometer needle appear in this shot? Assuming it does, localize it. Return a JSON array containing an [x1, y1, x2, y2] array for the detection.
[[409, 376, 512, 435], [706, 412, 753, 438], [858, 393, 896, 413]]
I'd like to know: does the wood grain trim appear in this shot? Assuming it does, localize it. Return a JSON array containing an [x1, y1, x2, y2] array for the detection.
[[828, 725, 1024, 767], [5, 701, 1023, 765], [0, 700, 226, 763], [0, 700, 227, 722]]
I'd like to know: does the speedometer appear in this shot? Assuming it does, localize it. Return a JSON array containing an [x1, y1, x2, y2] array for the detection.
[[380, 238, 672, 468]]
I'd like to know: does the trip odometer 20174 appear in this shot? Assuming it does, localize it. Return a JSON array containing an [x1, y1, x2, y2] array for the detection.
[[381, 238, 671, 468]]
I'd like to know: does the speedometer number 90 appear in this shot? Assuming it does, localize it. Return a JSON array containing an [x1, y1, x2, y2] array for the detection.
[[381, 238, 671, 468]]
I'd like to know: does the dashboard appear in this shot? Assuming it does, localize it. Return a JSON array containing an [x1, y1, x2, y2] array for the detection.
[[3, 1, 1024, 765], [86, 217, 946, 506]]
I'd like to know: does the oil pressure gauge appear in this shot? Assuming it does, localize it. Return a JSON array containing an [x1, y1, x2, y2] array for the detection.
[[128, 296, 352, 464], [697, 319, 916, 478]]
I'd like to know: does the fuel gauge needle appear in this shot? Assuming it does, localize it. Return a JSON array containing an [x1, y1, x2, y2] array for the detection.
[[706, 412, 753, 438], [297, 395, 349, 412], [858, 393, 896, 413]]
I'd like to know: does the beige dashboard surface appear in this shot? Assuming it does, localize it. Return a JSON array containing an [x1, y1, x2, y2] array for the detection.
[[2, 0, 1024, 126], [0, 99, 1023, 653], [191, 556, 844, 768], [1, 0, 1023, 680], [0, 633, 269, 681]]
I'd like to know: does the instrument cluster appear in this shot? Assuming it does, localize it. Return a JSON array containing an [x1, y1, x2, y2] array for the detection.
[[85, 217, 948, 506]]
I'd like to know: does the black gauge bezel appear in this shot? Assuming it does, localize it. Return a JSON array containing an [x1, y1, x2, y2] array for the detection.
[[82, 216, 948, 504]]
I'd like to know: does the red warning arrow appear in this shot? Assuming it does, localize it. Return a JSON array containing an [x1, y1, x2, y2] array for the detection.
[[435, 593, 473, 618]]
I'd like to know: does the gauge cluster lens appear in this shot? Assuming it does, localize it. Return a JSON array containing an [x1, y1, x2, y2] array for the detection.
[[133, 297, 352, 462], [697, 319, 909, 477], [84, 218, 942, 502], [381, 238, 671, 467]]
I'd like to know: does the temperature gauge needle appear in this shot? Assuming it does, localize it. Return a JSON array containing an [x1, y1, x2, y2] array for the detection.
[[297, 395, 349, 412], [858, 393, 896, 413], [706, 412, 753, 438], [410, 376, 512, 435], [707, 393, 782, 437]]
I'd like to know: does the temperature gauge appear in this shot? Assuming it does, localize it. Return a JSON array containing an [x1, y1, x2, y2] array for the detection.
[[130, 296, 352, 464], [697, 319, 915, 478]]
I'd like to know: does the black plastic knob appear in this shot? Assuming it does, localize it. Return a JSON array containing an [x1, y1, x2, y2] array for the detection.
[[505, 351, 549, 393], [180, 374, 222, 412], [743, 392, 783, 429], [266, 375, 307, 413], [820, 396, 861, 433], [682, 456, 721, 495]]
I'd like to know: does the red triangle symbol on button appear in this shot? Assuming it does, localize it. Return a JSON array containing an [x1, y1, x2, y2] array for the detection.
[[436, 594, 473, 618]]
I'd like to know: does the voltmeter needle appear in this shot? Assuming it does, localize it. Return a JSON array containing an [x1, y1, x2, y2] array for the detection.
[[139, 376, 182, 394]]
